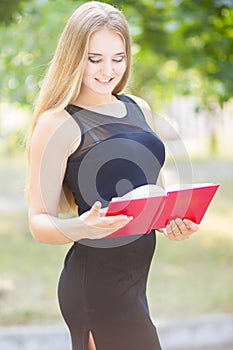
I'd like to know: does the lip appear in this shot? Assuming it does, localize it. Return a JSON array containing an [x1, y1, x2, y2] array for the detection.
[[95, 77, 114, 84]]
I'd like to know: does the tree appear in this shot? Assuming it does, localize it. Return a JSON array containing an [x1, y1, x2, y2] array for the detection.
[[0, 0, 79, 105], [0, 0, 232, 109], [0, 0, 22, 24], [120, 0, 233, 107]]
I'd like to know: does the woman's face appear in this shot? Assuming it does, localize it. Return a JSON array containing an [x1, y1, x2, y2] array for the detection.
[[81, 29, 126, 98]]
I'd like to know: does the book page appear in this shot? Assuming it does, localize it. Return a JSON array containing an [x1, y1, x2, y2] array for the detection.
[[111, 184, 166, 202], [166, 182, 214, 192]]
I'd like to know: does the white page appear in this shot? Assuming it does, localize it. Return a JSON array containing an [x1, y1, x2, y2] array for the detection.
[[166, 182, 214, 192], [111, 184, 166, 202]]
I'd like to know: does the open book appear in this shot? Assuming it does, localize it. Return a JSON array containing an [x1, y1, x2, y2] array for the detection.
[[105, 183, 219, 238]]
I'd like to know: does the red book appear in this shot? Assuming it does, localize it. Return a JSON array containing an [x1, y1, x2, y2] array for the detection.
[[105, 183, 220, 238]]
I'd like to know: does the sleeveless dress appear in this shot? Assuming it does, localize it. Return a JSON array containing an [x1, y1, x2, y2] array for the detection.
[[58, 94, 165, 350]]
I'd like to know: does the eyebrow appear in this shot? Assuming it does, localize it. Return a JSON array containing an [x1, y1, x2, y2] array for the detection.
[[88, 52, 126, 56]]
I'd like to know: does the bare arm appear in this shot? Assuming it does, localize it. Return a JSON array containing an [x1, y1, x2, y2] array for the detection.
[[28, 110, 132, 245]]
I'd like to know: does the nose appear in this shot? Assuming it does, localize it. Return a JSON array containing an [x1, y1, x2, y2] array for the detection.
[[100, 59, 113, 77]]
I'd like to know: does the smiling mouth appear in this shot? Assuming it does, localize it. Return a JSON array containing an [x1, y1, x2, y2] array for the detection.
[[95, 77, 114, 83]]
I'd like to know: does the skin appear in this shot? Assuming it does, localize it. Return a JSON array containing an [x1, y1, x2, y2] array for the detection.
[[78, 29, 127, 106]]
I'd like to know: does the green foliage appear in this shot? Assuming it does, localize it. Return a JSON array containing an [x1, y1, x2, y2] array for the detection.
[[0, 0, 232, 109], [0, 0, 23, 24], [0, 0, 81, 106], [128, 0, 233, 107]]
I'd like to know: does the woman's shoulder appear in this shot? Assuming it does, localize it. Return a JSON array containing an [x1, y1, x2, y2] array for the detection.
[[32, 109, 81, 154], [124, 94, 151, 111], [37, 108, 74, 130], [124, 94, 155, 129]]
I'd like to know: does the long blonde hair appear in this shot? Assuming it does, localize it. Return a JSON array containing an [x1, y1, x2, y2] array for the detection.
[[28, 1, 132, 213], [32, 1, 131, 125]]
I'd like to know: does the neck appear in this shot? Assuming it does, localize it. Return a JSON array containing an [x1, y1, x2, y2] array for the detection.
[[73, 90, 117, 108]]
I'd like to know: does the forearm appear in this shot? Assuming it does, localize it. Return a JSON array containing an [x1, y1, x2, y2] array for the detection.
[[29, 202, 133, 245], [29, 213, 83, 245]]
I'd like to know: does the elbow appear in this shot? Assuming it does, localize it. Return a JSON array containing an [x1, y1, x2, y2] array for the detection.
[[28, 212, 71, 245], [28, 214, 47, 244], [29, 221, 44, 243], [30, 231, 44, 243]]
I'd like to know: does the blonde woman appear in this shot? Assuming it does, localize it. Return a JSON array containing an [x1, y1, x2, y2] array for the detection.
[[27, 2, 198, 349]]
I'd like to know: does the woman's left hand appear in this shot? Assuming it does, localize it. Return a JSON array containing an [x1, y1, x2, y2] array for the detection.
[[163, 218, 199, 241]]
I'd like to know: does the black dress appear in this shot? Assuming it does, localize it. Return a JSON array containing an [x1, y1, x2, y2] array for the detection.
[[58, 94, 165, 350]]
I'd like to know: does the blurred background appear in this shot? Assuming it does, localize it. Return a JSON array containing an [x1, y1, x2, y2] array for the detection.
[[0, 0, 232, 347]]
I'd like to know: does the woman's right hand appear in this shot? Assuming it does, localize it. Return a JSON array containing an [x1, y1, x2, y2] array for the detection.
[[78, 201, 133, 240]]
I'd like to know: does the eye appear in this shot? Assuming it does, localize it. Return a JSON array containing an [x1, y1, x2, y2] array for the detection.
[[113, 56, 125, 63], [88, 57, 101, 63]]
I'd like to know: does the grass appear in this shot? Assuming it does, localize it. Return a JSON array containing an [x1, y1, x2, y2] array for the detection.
[[148, 222, 233, 320], [148, 167, 233, 321], [0, 211, 67, 325], [0, 153, 232, 325]]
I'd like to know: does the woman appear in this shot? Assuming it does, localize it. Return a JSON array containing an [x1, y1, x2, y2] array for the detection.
[[27, 2, 198, 349]]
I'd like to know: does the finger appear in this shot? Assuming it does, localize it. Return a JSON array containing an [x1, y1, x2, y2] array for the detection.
[[174, 218, 190, 234], [91, 201, 102, 211], [88, 201, 102, 217], [165, 223, 172, 235], [165, 222, 179, 240], [99, 207, 107, 217], [165, 219, 190, 241], [183, 219, 199, 233], [165, 222, 178, 235], [98, 215, 133, 236], [170, 220, 182, 236], [101, 214, 133, 227]]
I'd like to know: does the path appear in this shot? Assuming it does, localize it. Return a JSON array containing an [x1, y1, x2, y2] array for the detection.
[[0, 313, 232, 350]]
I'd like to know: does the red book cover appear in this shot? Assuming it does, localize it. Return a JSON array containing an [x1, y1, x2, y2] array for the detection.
[[105, 183, 220, 238]]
